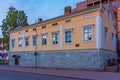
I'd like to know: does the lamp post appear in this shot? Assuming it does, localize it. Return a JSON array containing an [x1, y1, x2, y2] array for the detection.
[[33, 27, 37, 68]]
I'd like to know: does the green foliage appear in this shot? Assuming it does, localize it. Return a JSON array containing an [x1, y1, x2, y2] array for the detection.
[[1, 6, 29, 50], [0, 38, 7, 50]]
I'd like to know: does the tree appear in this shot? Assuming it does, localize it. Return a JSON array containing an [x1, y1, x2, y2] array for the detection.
[[1, 6, 29, 50]]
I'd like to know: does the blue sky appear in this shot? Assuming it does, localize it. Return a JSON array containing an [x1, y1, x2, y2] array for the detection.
[[0, 0, 84, 37]]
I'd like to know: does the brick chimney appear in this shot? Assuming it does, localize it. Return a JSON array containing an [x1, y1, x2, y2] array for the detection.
[[64, 6, 71, 15], [38, 18, 42, 23]]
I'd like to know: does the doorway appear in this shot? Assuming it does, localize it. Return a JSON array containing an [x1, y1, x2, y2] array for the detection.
[[12, 55, 20, 66], [14, 57, 19, 65]]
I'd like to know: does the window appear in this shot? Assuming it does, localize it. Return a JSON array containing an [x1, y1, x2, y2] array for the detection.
[[108, 11, 111, 21], [65, 30, 72, 43], [33, 28, 36, 31], [18, 32, 21, 34], [25, 37, 29, 46], [18, 37, 22, 47], [112, 33, 114, 46], [104, 27, 108, 43], [42, 26, 46, 29], [52, 32, 58, 45], [32, 35, 37, 46], [52, 23, 58, 26], [25, 30, 29, 32], [84, 14, 92, 19], [83, 26, 93, 42], [41, 34, 47, 45], [11, 39, 15, 48], [65, 19, 71, 23]]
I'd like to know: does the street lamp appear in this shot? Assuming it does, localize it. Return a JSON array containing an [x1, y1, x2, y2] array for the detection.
[[33, 27, 37, 68]]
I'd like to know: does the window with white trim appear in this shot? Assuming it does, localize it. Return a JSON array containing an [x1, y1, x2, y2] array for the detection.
[[52, 32, 58, 45], [65, 30, 72, 43], [83, 26, 93, 42], [32, 35, 37, 46], [11, 39, 15, 48], [25, 37, 29, 46], [18, 37, 22, 47], [41, 34, 47, 45], [104, 27, 108, 43]]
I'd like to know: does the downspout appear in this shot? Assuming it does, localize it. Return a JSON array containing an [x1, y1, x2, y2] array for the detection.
[[9, 34, 11, 66], [22, 32, 25, 66], [96, 7, 103, 69]]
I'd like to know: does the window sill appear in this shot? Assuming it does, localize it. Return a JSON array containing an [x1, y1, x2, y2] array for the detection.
[[25, 46, 29, 47], [64, 42, 72, 44], [33, 45, 37, 46], [52, 44, 58, 46], [83, 41, 93, 43], [41, 45, 47, 47]]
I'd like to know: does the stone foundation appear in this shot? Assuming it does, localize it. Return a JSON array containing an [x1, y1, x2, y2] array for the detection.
[[9, 50, 118, 70]]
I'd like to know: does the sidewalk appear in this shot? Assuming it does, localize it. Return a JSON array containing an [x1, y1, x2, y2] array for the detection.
[[0, 65, 120, 80]]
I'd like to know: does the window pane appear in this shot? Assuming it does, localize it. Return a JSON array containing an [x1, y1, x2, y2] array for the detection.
[[104, 28, 108, 43], [25, 37, 29, 46], [42, 34, 47, 45], [83, 26, 93, 42], [18, 38, 22, 47], [108, 11, 111, 21], [84, 28, 88, 33], [12, 39, 15, 48], [33, 36, 36, 46], [65, 30, 72, 43], [52, 33, 58, 44]]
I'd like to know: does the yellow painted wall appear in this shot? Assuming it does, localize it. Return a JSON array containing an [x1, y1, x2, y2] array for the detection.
[[101, 8, 116, 51], [10, 9, 116, 52]]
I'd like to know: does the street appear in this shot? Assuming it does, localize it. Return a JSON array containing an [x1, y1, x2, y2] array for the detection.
[[0, 70, 82, 80]]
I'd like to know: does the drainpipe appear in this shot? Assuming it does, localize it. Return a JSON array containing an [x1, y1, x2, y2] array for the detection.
[[96, 11, 103, 69], [9, 34, 11, 66]]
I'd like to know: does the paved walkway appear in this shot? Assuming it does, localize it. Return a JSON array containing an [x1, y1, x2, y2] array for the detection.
[[0, 66, 120, 80]]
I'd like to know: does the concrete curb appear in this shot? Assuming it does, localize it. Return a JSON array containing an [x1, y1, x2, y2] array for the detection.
[[0, 66, 120, 80]]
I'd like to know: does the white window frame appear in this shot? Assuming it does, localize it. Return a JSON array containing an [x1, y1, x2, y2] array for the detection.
[[18, 37, 22, 47], [25, 36, 29, 47], [32, 35, 37, 46], [64, 28, 73, 44], [82, 25, 94, 42], [52, 31, 58, 45], [11, 39, 15, 48], [41, 33, 47, 46]]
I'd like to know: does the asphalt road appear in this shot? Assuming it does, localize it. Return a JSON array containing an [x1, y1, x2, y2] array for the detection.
[[0, 70, 83, 80]]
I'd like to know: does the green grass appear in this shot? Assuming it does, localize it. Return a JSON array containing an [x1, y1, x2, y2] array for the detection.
[[0, 62, 8, 64]]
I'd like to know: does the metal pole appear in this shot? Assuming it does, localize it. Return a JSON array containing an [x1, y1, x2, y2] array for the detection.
[[35, 28, 37, 68], [34, 27, 37, 68]]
